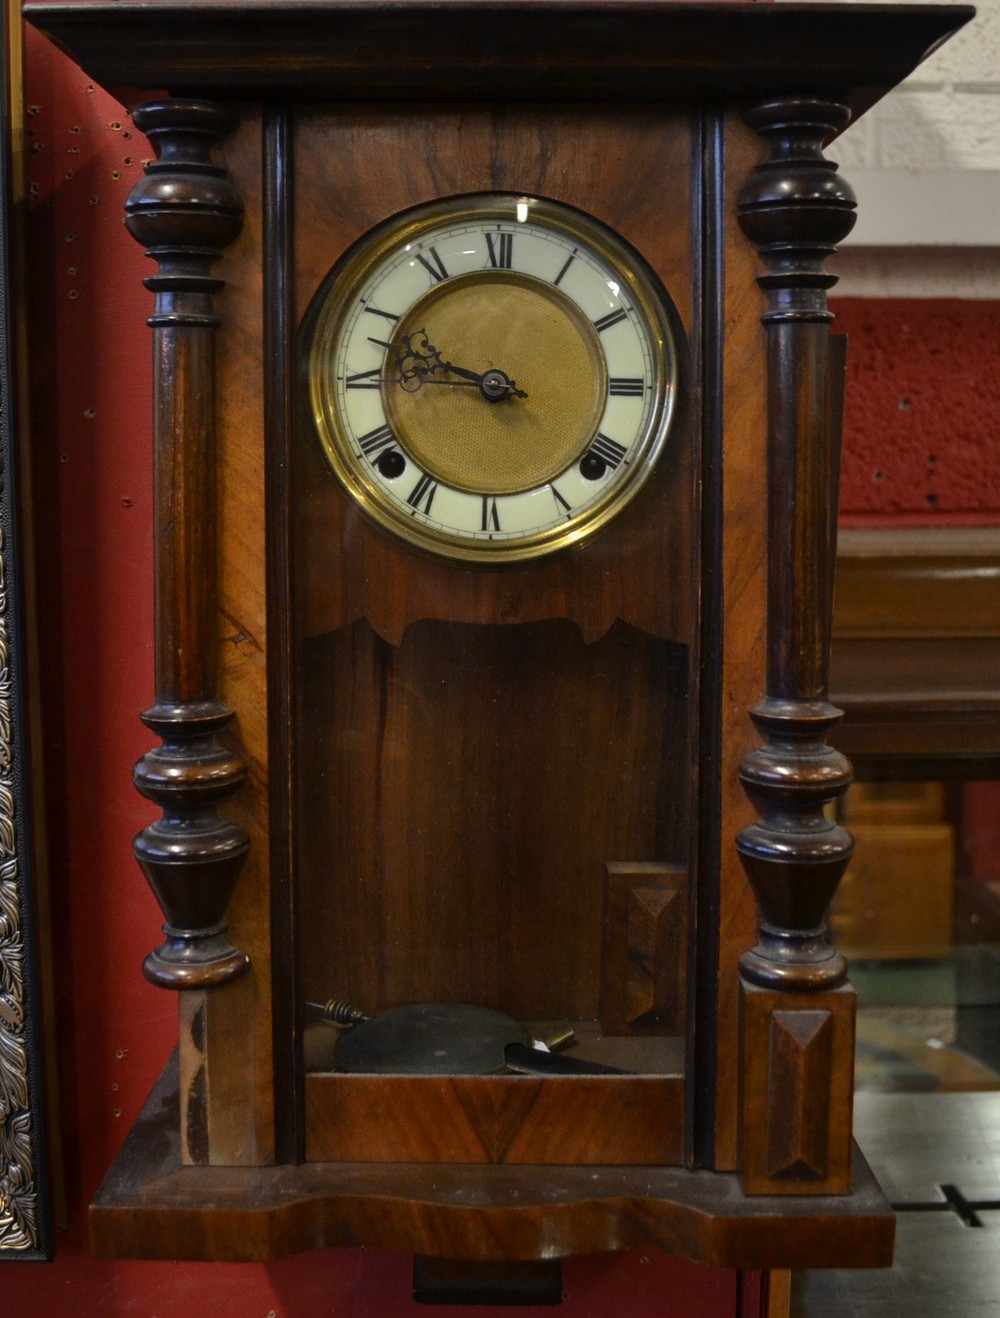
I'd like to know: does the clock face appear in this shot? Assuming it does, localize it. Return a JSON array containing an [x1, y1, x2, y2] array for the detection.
[[306, 193, 679, 561]]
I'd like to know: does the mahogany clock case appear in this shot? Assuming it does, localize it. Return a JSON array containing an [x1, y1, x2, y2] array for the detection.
[[21, 0, 974, 1271]]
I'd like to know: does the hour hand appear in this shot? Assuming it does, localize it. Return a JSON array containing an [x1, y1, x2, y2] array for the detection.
[[439, 360, 528, 401], [389, 330, 527, 401]]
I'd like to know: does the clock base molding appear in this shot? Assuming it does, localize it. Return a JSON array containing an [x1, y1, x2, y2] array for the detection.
[[89, 1053, 894, 1270]]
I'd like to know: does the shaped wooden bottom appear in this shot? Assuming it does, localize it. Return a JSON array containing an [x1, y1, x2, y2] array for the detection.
[[89, 1053, 894, 1268]]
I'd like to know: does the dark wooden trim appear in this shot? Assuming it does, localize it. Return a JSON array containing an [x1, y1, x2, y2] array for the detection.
[[25, 1, 971, 118], [690, 103, 725, 1172], [263, 105, 301, 1163]]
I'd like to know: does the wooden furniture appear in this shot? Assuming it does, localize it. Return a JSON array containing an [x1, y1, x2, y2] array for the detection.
[[830, 783, 955, 960], [25, 0, 971, 1271], [832, 528, 1000, 779], [828, 528, 1000, 965]]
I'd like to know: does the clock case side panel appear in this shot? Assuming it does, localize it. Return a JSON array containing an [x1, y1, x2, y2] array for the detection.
[[115, 101, 278, 1169], [197, 108, 278, 1168], [700, 114, 772, 1174], [283, 106, 702, 1166]]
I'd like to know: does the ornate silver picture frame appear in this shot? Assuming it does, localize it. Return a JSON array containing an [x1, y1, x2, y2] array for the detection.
[[0, 0, 52, 1260]]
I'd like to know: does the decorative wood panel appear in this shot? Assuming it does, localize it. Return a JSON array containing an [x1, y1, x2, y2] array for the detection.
[[305, 1073, 685, 1165], [741, 985, 856, 1196], [832, 528, 1000, 774], [602, 862, 688, 1035]]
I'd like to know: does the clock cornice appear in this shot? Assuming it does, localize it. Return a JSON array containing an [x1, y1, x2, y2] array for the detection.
[[26, 1, 971, 118]]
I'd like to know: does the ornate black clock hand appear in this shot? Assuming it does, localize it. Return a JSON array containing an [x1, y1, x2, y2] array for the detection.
[[437, 360, 528, 401], [390, 329, 528, 400]]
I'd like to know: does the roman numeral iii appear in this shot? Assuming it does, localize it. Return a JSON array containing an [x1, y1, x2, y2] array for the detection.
[[358, 424, 396, 457]]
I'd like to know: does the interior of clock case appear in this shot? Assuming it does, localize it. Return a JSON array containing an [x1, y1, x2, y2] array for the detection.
[[288, 106, 697, 1165]]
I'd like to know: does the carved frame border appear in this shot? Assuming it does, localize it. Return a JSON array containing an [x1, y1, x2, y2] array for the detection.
[[0, 0, 52, 1260]]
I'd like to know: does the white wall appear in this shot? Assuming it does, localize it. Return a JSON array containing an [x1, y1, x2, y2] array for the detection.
[[811, 0, 1000, 295]]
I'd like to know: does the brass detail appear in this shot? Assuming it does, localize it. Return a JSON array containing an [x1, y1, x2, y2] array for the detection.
[[385, 273, 606, 495], [307, 193, 678, 563]]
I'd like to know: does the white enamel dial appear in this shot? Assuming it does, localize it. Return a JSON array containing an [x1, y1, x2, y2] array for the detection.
[[306, 194, 679, 561]]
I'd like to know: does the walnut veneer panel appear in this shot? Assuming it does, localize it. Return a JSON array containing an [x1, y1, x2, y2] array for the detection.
[[292, 107, 694, 646], [298, 619, 689, 1022], [305, 1074, 685, 1165]]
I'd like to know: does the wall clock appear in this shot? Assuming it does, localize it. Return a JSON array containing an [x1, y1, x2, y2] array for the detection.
[[26, 0, 971, 1278], [304, 191, 678, 561]]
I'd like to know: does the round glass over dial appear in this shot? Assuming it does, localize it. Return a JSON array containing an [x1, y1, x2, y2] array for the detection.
[[306, 193, 680, 562]]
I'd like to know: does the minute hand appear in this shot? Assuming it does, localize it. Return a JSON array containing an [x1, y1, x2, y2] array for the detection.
[[436, 359, 528, 401]]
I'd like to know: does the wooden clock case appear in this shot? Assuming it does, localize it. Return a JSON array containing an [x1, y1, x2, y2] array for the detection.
[[26, 0, 971, 1270]]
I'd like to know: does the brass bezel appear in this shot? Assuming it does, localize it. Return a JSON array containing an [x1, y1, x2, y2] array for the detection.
[[306, 193, 679, 563]]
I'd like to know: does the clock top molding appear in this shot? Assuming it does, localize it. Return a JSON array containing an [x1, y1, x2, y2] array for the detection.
[[27, 0, 970, 113]]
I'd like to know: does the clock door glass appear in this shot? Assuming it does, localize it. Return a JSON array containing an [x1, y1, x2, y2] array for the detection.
[[305, 194, 679, 561]]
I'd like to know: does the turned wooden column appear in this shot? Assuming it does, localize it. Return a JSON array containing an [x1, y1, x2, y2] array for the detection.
[[736, 96, 857, 1195], [125, 100, 249, 989]]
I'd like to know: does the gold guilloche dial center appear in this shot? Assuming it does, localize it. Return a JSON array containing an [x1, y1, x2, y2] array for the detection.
[[383, 272, 607, 496]]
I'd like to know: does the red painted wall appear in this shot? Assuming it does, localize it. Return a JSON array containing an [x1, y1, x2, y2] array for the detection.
[[834, 298, 1000, 526]]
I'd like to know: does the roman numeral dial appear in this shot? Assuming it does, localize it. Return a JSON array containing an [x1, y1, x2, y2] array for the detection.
[[485, 231, 514, 269], [307, 193, 679, 561]]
